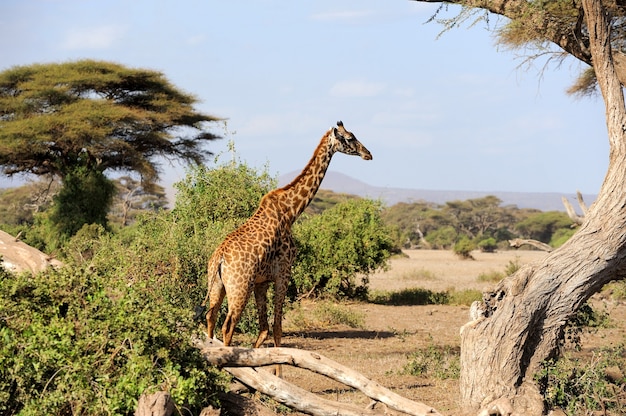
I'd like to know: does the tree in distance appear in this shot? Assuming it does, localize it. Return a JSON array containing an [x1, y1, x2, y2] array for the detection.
[[0, 59, 221, 243]]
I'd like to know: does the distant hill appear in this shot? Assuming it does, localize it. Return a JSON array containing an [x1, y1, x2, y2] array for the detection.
[[278, 171, 596, 213]]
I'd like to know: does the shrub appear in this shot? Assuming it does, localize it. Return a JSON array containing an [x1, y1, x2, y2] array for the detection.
[[404, 343, 460, 380], [369, 288, 449, 306], [0, 266, 227, 415], [286, 301, 366, 331], [476, 237, 497, 253], [424, 225, 457, 249], [85, 159, 276, 315], [550, 227, 577, 248], [536, 345, 626, 415], [292, 199, 395, 300], [453, 237, 475, 259]]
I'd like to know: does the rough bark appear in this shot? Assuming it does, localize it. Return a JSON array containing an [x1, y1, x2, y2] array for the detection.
[[459, 0, 626, 414], [194, 337, 442, 416]]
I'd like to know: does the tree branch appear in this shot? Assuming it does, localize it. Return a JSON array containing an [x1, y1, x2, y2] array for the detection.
[[193, 337, 442, 416]]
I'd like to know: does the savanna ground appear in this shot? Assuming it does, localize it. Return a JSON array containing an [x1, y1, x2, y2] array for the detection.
[[230, 249, 626, 415]]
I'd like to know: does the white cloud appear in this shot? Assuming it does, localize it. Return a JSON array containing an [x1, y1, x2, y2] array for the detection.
[[329, 79, 386, 98], [62, 24, 126, 50]]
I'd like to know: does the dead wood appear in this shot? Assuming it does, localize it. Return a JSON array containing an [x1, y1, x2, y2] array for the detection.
[[0, 229, 63, 274], [561, 190, 588, 225], [135, 391, 175, 416], [193, 337, 442, 416], [508, 238, 553, 252]]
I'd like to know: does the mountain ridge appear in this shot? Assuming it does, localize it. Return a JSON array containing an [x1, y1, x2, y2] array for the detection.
[[278, 171, 595, 213]]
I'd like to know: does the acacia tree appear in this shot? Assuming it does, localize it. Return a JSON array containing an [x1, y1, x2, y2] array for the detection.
[[0, 59, 221, 239], [408, 1, 626, 413]]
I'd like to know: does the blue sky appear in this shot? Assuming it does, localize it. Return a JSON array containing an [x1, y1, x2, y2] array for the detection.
[[0, 0, 609, 196]]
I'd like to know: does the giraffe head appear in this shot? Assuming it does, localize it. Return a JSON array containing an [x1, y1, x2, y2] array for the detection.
[[329, 121, 372, 160]]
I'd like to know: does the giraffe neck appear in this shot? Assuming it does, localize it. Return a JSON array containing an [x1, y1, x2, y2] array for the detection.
[[279, 131, 334, 220]]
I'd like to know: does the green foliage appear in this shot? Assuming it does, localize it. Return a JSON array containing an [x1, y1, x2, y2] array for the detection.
[[0, 266, 226, 415], [368, 287, 479, 306], [21, 165, 118, 253], [292, 199, 394, 299], [369, 288, 449, 305], [382, 196, 575, 251], [536, 345, 626, 415], [174, 159, 275, 225], [0, 60, 221, 180], [86, 158, 276, 314], [550, 227, 577, 248], [562, 303, 611, 351], [424, 225, 458, 249], [476, 236, 497, 253], [444, 196, 514, 239], [51, 167, 116, 236], [515, 211, 574, 244], [453, 236, 476, 259], [404, 342, 460, 380], [306, 189, 360, 215], [381, 201, 443, 248]]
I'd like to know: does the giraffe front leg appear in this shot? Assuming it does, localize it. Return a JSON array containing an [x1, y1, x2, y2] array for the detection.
[[272, 276, 289, 378], [253, 281, 270, 348]]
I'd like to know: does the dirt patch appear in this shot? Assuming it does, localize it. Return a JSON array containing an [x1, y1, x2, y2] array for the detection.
[[242, 250, 626, 415]]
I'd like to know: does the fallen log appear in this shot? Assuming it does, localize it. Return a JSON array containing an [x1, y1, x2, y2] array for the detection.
[[193, 337, 442, 416]]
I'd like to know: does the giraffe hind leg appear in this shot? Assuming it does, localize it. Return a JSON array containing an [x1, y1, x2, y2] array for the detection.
[[221, 286, 252, 346], [253, 281, 271, 348], [206, 282, 225, 340]]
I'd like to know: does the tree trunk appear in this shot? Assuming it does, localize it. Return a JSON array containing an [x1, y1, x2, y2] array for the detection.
[[459, 1, 626, 413]]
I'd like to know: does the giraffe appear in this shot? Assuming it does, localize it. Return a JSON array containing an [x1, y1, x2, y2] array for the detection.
[[200, 121, 372, 354]]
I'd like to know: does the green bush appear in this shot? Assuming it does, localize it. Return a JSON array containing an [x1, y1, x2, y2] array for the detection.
[[453, 237, 475, 259], [550, 227, 577, 248], [292, 199, 395, 299], [536, 345, 626, 415], [85, 159, 276, 314], [424, 225, 458, 249], [476, 237, 497, 253], [404, 343, 460, 380], [369, 288, 449, 305], [0, 266, 227, 415]]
